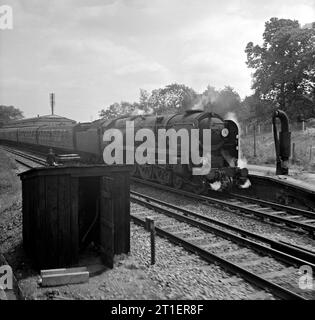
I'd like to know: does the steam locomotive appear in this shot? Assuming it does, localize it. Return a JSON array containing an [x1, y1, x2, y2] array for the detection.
[[0, 110, 249, 192]]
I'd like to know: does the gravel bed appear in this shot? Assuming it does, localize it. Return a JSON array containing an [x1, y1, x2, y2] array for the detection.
[[0, 150, 294, 300], [128, 222, 276, 300], [18, 221, 276, 300], [131, 200, 310, 299], [131, 193, 311, 297], [132, 184, 315, 252]]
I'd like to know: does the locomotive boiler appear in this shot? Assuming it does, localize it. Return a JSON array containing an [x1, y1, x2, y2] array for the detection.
[[97, 110, 249, 192]]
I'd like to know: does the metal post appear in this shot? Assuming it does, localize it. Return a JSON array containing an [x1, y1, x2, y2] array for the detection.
[[253, 124, 257, 157], [50, 93, 55, 115], [272, 110, 290, 175], [292, 143, 296, 164], [145, 217, 155, 265]]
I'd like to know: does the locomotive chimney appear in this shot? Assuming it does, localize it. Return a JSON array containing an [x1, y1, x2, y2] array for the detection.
[[50, 93, 55, 115]]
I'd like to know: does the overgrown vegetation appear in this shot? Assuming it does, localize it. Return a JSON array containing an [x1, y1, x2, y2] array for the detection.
[[241, 128, 315, 172], [0, 105, 24, 127]]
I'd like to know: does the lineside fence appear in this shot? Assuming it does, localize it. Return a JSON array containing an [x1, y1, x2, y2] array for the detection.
[[240, 120, 315, 169], [241, 120, 313, 136]]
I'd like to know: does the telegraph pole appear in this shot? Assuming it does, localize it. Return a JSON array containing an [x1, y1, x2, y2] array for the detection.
[[253, 124, 257, 157], [50, 93, 55, 115]]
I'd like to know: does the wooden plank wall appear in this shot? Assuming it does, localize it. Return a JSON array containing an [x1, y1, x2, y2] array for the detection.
[[22, 175, 79, 269], [70, 177, 79, 266], [110, 172, 130, 255], [22, 167, 130, 270]]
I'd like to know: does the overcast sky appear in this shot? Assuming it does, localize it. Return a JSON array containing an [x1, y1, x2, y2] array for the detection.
[[0, 0, 314, 122]]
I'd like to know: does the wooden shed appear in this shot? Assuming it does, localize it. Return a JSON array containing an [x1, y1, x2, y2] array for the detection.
[[19, 165, 131, 270]]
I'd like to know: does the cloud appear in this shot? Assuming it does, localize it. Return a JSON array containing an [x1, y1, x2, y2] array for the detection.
[[0, 0, 314, 121]]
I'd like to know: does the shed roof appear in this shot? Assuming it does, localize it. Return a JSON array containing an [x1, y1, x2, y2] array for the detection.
[[19, 164, 132, 179]]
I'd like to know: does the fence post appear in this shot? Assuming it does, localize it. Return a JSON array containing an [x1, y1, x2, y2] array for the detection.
[[145, 217, 156, 265], [292, 143, 296, 164], [253, 124, 257, 157]]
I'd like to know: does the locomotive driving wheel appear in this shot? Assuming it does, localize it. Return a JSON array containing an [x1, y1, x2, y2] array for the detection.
[[154, 166, 172, 185], [138, 165, 153, 180], [192, 177, 207, 194], [173, 174, 184, 189]]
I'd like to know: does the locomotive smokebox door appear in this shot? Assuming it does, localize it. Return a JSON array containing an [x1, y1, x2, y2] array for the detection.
[[100, 176, 114, 268]]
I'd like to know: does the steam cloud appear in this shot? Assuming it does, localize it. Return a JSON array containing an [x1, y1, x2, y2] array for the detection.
[[131, 108, 145, 116], [191, 94, 217, 111]]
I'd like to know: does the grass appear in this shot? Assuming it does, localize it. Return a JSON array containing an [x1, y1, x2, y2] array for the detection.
[[0, 149, 21, 211], [0, 149, 22, 254], [240, 128, 315, 172]]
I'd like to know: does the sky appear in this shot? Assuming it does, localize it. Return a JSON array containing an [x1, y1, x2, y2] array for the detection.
[[0, 0, 314, 122]]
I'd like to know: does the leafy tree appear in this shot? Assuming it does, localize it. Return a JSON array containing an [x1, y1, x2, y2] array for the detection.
[[214, 86, 241, 115], [98, 84, 243, 121], [0, 105, 24, 127], [148, 83, 198, 114], [239, 94, 274, 122], [245, 18, 315, 119], [139, 89, 151, 113], [200, 85, 241, 116], [99, 101, 136, 120], [198, 85, 219, 110]]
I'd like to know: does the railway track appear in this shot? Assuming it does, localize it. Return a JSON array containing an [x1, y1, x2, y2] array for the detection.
[[132, 177, 315, 238], [0, 145, 47, 168], [131, 192, 315, 300], [2, 145, 314, 299], [3, 144, 315, 238]]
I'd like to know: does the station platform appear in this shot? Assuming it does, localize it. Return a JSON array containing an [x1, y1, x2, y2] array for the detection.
[[247, 164, 315, 195]]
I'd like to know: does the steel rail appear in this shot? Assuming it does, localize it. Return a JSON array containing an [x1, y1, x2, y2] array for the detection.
[[14, 159, 34, 169], [131, 193, 315, 268], [227, 193, 315, 219], [131, 214, 306, 300], [131, 191, 315, 265], [1, 146, 47, 166], [131, 177, 315, 236]]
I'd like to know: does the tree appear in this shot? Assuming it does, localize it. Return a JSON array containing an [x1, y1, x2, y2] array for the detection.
[[214, 86, 241, 115], [148, 83, 198, 114], [139, 89, 151, 113], [98, 83, 242, 121], [245, 17, 315, 119], [99, 101, 136, 120], [199, 85, 241, 116], [0, 105, 24, 127], [239, 94, 274, 122]]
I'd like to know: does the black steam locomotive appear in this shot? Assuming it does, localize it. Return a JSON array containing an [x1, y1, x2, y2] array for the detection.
[[0, 110, 249, 192]]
